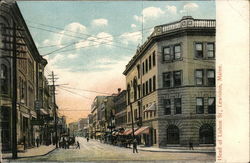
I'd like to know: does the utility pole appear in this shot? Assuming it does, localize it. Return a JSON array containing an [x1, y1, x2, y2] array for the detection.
[[11, 20, 17, 159], [51, 71, 58, 148], [130, 103, 135, 139]]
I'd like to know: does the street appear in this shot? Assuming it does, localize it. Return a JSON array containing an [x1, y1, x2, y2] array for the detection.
[[8, 137, 215, 162]]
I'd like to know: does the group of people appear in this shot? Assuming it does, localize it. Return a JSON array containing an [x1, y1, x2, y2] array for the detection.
[[59, 136, 74, 149]]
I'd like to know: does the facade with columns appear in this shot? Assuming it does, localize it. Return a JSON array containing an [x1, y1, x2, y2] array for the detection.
[[123, 16, 216, 147]]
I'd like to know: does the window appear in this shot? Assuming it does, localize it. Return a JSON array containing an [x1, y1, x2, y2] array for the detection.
[[167, 125, 180, 144], [149, 56, 152, 70], [199, 124, 214, 144], [207, 43, 215, 58], [196, 98, 204, 114], [174, 98, 182, 114], [0, 64, 8, 94], [153, 76, 156, 91], [146, 81, 148, 95], [174, 45, 181, 59], [173, 71, 181, 86], [163, 72, 171, 88], [137, 65, 140, 78], [134, 109, 137, 120], [195, 70, 203, 85], [142, 83, 145, 96], [207, 70, 215, 86], [195, 43, 203, 58], [163, 99, 171, 115], [145, 59, 148, 73], [208, 97, 215, 114], [163, 47, 171, 61], [142, 62, 145, 75], [127, 84, 131, 104], [153, 51, 156, 66], [128, 112, 131, 122], [149, 78, 152, 92], [138, 85, 141, 98]]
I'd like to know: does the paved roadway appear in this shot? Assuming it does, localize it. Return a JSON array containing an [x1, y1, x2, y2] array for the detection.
[[13, 137, 215, 162]]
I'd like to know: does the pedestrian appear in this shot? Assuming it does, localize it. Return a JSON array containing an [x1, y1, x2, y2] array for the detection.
[[87, 137, 89, 142], [36, 137, 40, 147], [189, 141, 194, 150], [132, 138, 138, 153], [76, 141, 80, 149], [23, 135, 26, 150]]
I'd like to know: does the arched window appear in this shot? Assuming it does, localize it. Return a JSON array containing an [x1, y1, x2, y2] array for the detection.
[[167, 125, 180, 144], [127, 84, 130, 104], [0, 64, 8, 94], [199, 124, 214, 144], [133, 78, 137, 101]]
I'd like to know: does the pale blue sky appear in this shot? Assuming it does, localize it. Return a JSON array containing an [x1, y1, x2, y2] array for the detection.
[[17, 1, 215, 73], [17, 1, 215, 121]]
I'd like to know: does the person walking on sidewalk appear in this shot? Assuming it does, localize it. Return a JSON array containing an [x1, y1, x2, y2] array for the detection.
[[76, 141, 80, 149], [36, 137, 40, 147], [87, 137, 89, 142], [189, 141, 194, 150], [132, 138, 138, 153]]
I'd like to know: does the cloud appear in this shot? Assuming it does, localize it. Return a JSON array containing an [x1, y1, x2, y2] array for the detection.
[[134, 7, 165, 23], [120, 31, 142, 45], [166, 5, 177, 14], [91, 18, 108, 26], [180, 3, 199, 13], [67, 53, 78, 59], [131, 24, 137, 28], [133, 15, 143, 23]]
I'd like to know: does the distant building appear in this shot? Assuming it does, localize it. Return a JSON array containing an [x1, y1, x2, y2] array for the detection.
[[114, 89, 127, 130], [123, 16, 215, 147], [68, 122, 78, 136], [78, 118, 88, 137]]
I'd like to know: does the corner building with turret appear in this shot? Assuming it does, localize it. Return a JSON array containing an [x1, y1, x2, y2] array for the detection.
[[123, 16, 215, 148]]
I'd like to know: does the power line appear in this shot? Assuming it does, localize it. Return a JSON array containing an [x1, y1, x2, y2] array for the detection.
[[57, 87, 93, 100], [58, 85, 112, 95], [28, 25, 138, 55]]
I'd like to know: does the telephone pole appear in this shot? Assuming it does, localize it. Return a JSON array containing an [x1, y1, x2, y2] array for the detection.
[[11, 20, 17, 159], [50, 71, 58, 148]]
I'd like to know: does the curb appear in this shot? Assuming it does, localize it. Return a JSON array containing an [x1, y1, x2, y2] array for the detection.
[[128, 147, 215, 154], [2, 147, 57, 160]]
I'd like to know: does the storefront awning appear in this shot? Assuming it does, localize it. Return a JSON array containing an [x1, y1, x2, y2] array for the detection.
[[40, 108, 49, 115], [134, 126, 150, 135], [123, 128, 138, 135], [144, 103, 156, 112], [22, 112, 30, 118]]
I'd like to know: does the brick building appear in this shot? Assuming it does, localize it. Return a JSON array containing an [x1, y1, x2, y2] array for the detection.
[[123, 16, 215, 147]]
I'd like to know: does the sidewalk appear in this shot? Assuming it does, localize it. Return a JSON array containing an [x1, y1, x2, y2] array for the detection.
[[1, 145, 56, 159], [135, 145, 215, 153]]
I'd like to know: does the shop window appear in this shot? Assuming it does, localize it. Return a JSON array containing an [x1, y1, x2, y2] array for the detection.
[[199, 124, 214, 144], [167, 125, 180, 144]]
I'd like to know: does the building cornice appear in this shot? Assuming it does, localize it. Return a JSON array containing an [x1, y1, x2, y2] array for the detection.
[[123, 16, 215, 75]]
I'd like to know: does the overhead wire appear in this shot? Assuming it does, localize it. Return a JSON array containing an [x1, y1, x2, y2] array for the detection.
[[58, 85, 112, 95]]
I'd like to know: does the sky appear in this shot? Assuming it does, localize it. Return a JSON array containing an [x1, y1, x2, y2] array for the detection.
[[17, 1, 215, 123]]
